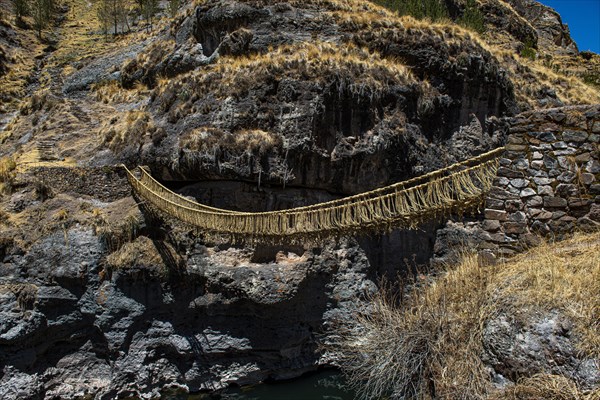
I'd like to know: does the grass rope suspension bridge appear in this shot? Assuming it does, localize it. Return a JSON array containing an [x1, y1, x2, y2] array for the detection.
[[124, 148, 504, 243]]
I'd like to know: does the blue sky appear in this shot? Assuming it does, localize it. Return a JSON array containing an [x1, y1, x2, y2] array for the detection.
[[539, 0, 600, 53]]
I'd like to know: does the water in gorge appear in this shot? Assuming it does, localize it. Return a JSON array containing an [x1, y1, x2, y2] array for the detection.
[[162, 370, 356, 400]]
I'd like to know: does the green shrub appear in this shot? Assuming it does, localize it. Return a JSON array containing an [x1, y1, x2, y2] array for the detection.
[[168, 0, 181, 18], [458, 0, 486, 34], [520, 39, 537, 60], [582, 71, 600, 89], [372, 0, 448, 22]]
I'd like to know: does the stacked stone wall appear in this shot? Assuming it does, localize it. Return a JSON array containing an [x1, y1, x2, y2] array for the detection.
[[480, 105, 599, 257]]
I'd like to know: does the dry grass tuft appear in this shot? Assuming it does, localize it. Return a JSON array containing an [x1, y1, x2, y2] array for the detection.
[[330, 254, 492, 399], [496, 373, 597, 400], [0, 208, 11, 225], [95, 211, 142, 252], [492, 231, 600, 357], [0, 155, 17, 181], [19, 89, 63, 116], [92, 80, 149, 104], [330, 5, 600, 108], [0, 155, 17, 195], [106, 236, 163, 270], [181, 127, 282, 155], [120, 39, 176, 88], [330, 231, 600, 399], [514, 56, 600, 107], [100, 110, 158, 151]]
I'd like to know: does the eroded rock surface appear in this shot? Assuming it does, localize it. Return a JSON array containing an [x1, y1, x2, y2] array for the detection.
[[483, 311, 600, 390], [0, 225, 377, 398]]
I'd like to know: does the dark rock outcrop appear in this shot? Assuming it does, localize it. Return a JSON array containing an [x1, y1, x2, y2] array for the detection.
[[121, 0, 515, 195], [506, 0, 578, 55], [0, 226, 377, 398]]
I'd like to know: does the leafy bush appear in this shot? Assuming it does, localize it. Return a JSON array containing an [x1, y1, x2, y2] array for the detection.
[[458, 0, 486, 34], [582, 71, 600, 89], [372, 0, 448, 22], [520, 39, 537, 60]]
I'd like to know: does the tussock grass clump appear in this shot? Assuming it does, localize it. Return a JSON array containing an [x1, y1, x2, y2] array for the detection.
[[179, 127, 283, 179], [0, 156, 17, 182], [498, 373, 596, 400], [492, 232, 600, 357], [181, 128, 282, 155], [334, 11, 486, 50], [0, 208, 11, 225], [100, 110, 160, 151], [330, 232, 600, 399], [331, 255, 492, 399], [19, 89, 62, 116], [120, 39, 175, 88], [0, 155, 17, 195], [92, 80, 149, 104], [106, 236, 163, 270], [513, 54, 600, 108], [333, 2, 598, 108], [96, 211, 143, 252]]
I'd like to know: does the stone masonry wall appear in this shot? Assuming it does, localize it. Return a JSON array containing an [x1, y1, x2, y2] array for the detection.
[[480, 105, 600, 258]]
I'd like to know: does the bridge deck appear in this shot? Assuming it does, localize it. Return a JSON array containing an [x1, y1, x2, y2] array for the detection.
[[124, 148, 504, 243]]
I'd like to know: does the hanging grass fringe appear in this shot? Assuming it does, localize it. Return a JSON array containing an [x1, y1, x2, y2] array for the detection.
[[123, 147, 504, 245]]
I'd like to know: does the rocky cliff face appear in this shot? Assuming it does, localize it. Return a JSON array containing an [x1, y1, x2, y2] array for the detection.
[[1, 222, 377, 398], [506, 0, 578, 54], [115, 0, 513, 191]]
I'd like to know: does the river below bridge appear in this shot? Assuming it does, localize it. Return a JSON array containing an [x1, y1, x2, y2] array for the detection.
[[161, 370, 356, 400]]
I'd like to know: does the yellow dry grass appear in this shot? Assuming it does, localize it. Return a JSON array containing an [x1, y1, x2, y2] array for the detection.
[[47, 0, 153, 79], [92, 80, 150, 104], [331, 3, 600, 108], [0, 155, 17, 195], [333, 10, 480, 45], [214, 41, 415, 83], [0, 155, 16, 182], [496, 373, 597, 400], [106, 236, 163, 270], [0, 25, 44, 109], [100, 110, 156, 151], [157, 41, 421, 109], [515, 54, 600, 108], [181, 127, 282, 155], [331, 231, 600, 399]]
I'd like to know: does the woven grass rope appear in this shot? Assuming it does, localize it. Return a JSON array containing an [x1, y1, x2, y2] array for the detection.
[[123, 147, 504, 244]]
